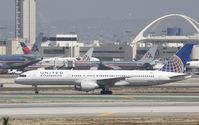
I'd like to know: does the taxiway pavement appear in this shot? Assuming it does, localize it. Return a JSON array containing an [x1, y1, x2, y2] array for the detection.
[[0, 95, 199, 117]]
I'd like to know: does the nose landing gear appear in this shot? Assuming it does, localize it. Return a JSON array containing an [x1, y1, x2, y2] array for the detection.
[[32, 85, 39, 94]]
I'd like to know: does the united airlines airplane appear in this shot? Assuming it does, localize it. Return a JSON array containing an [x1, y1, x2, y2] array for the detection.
[[15, 43, 193, 94]]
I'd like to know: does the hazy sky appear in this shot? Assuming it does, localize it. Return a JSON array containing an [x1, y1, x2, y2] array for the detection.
[[0, 0, 198, 41], [36, 0, 199, 21]]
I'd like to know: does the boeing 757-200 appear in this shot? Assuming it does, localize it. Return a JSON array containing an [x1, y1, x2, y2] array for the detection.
[[15, 43, 193, 94]]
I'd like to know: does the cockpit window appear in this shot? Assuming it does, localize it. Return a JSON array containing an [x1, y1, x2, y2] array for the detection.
[[19, 74, 27, 77]]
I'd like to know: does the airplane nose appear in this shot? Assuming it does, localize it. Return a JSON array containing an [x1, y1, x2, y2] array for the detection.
[[15, 78, 23, 84], [15, 78, 19, 83], [15, 78, 30, 85]]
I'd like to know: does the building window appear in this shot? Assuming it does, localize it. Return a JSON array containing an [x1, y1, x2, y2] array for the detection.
[[44, 37, 77, 41], [44, 49, 64, 54]]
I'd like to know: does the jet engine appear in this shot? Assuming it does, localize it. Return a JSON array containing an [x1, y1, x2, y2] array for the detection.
[[75, 80, 98, 92], [143, 63, 153, 70]]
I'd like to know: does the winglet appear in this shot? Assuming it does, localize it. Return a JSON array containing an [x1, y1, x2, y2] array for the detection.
[[159, 43, 193, 73]]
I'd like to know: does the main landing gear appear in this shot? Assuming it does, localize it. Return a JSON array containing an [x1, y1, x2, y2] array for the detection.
[[0, 84, 3, 88], [32, 85, 39, 94], [100, 87, 112, 95]]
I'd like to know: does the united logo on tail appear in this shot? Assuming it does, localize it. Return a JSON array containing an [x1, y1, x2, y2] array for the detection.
[[160, 43, 193, 73], [160, 55, 184, 73]]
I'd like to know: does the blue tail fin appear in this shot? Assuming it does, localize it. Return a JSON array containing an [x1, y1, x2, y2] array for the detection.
[[159, 43, 193, 73]]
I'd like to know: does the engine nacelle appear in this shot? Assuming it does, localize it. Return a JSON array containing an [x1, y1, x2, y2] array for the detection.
[[115, 80, 129, 86], [75, 80, 98, 92], [143, 63, 153, 70]]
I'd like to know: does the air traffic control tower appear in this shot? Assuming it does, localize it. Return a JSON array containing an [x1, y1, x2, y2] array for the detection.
[[15, 0, 36, 44]]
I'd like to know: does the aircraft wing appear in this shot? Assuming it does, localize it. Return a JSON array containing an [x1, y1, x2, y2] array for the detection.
[[169, 74, 192, 80], [98, 63, 122, 70], [22, 55, 42, 60], [22, 55, 36, 59], [96, 76, 127, 86], [0, 63, 11, 69]]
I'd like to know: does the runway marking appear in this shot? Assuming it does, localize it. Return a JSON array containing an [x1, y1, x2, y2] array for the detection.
[[121, 96, 134, 100], [2, 106, 199, 117], [1, 95, 199, 103], [99, 112, 113, 116]]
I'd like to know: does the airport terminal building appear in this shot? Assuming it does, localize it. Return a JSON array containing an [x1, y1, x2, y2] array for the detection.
[[38, 34, 199, 61], [0, 33, 199, 61]]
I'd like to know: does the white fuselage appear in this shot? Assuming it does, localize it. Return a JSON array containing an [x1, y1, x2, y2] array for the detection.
[[187, 61, 199, 69], [15, 70, 189, 87], [33, 57, 100, 67]]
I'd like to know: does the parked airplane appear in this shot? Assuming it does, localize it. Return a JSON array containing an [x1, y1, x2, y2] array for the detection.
[[153, 57, 197, 71], [0, 33, 43, 70], [73, 46, 157, 70], [153, 62, 164, 70], [187, 61, 199, 69], [20, 43, 99, 62], [26, 47, 99, 69], [15, 43, 193, 94]]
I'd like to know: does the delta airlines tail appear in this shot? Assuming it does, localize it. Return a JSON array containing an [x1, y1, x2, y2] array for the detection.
[[0, 33, 43, 70], [20, 42, 30, 54], [15, 43, 193, 94], [20, 33, 43, 57]]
